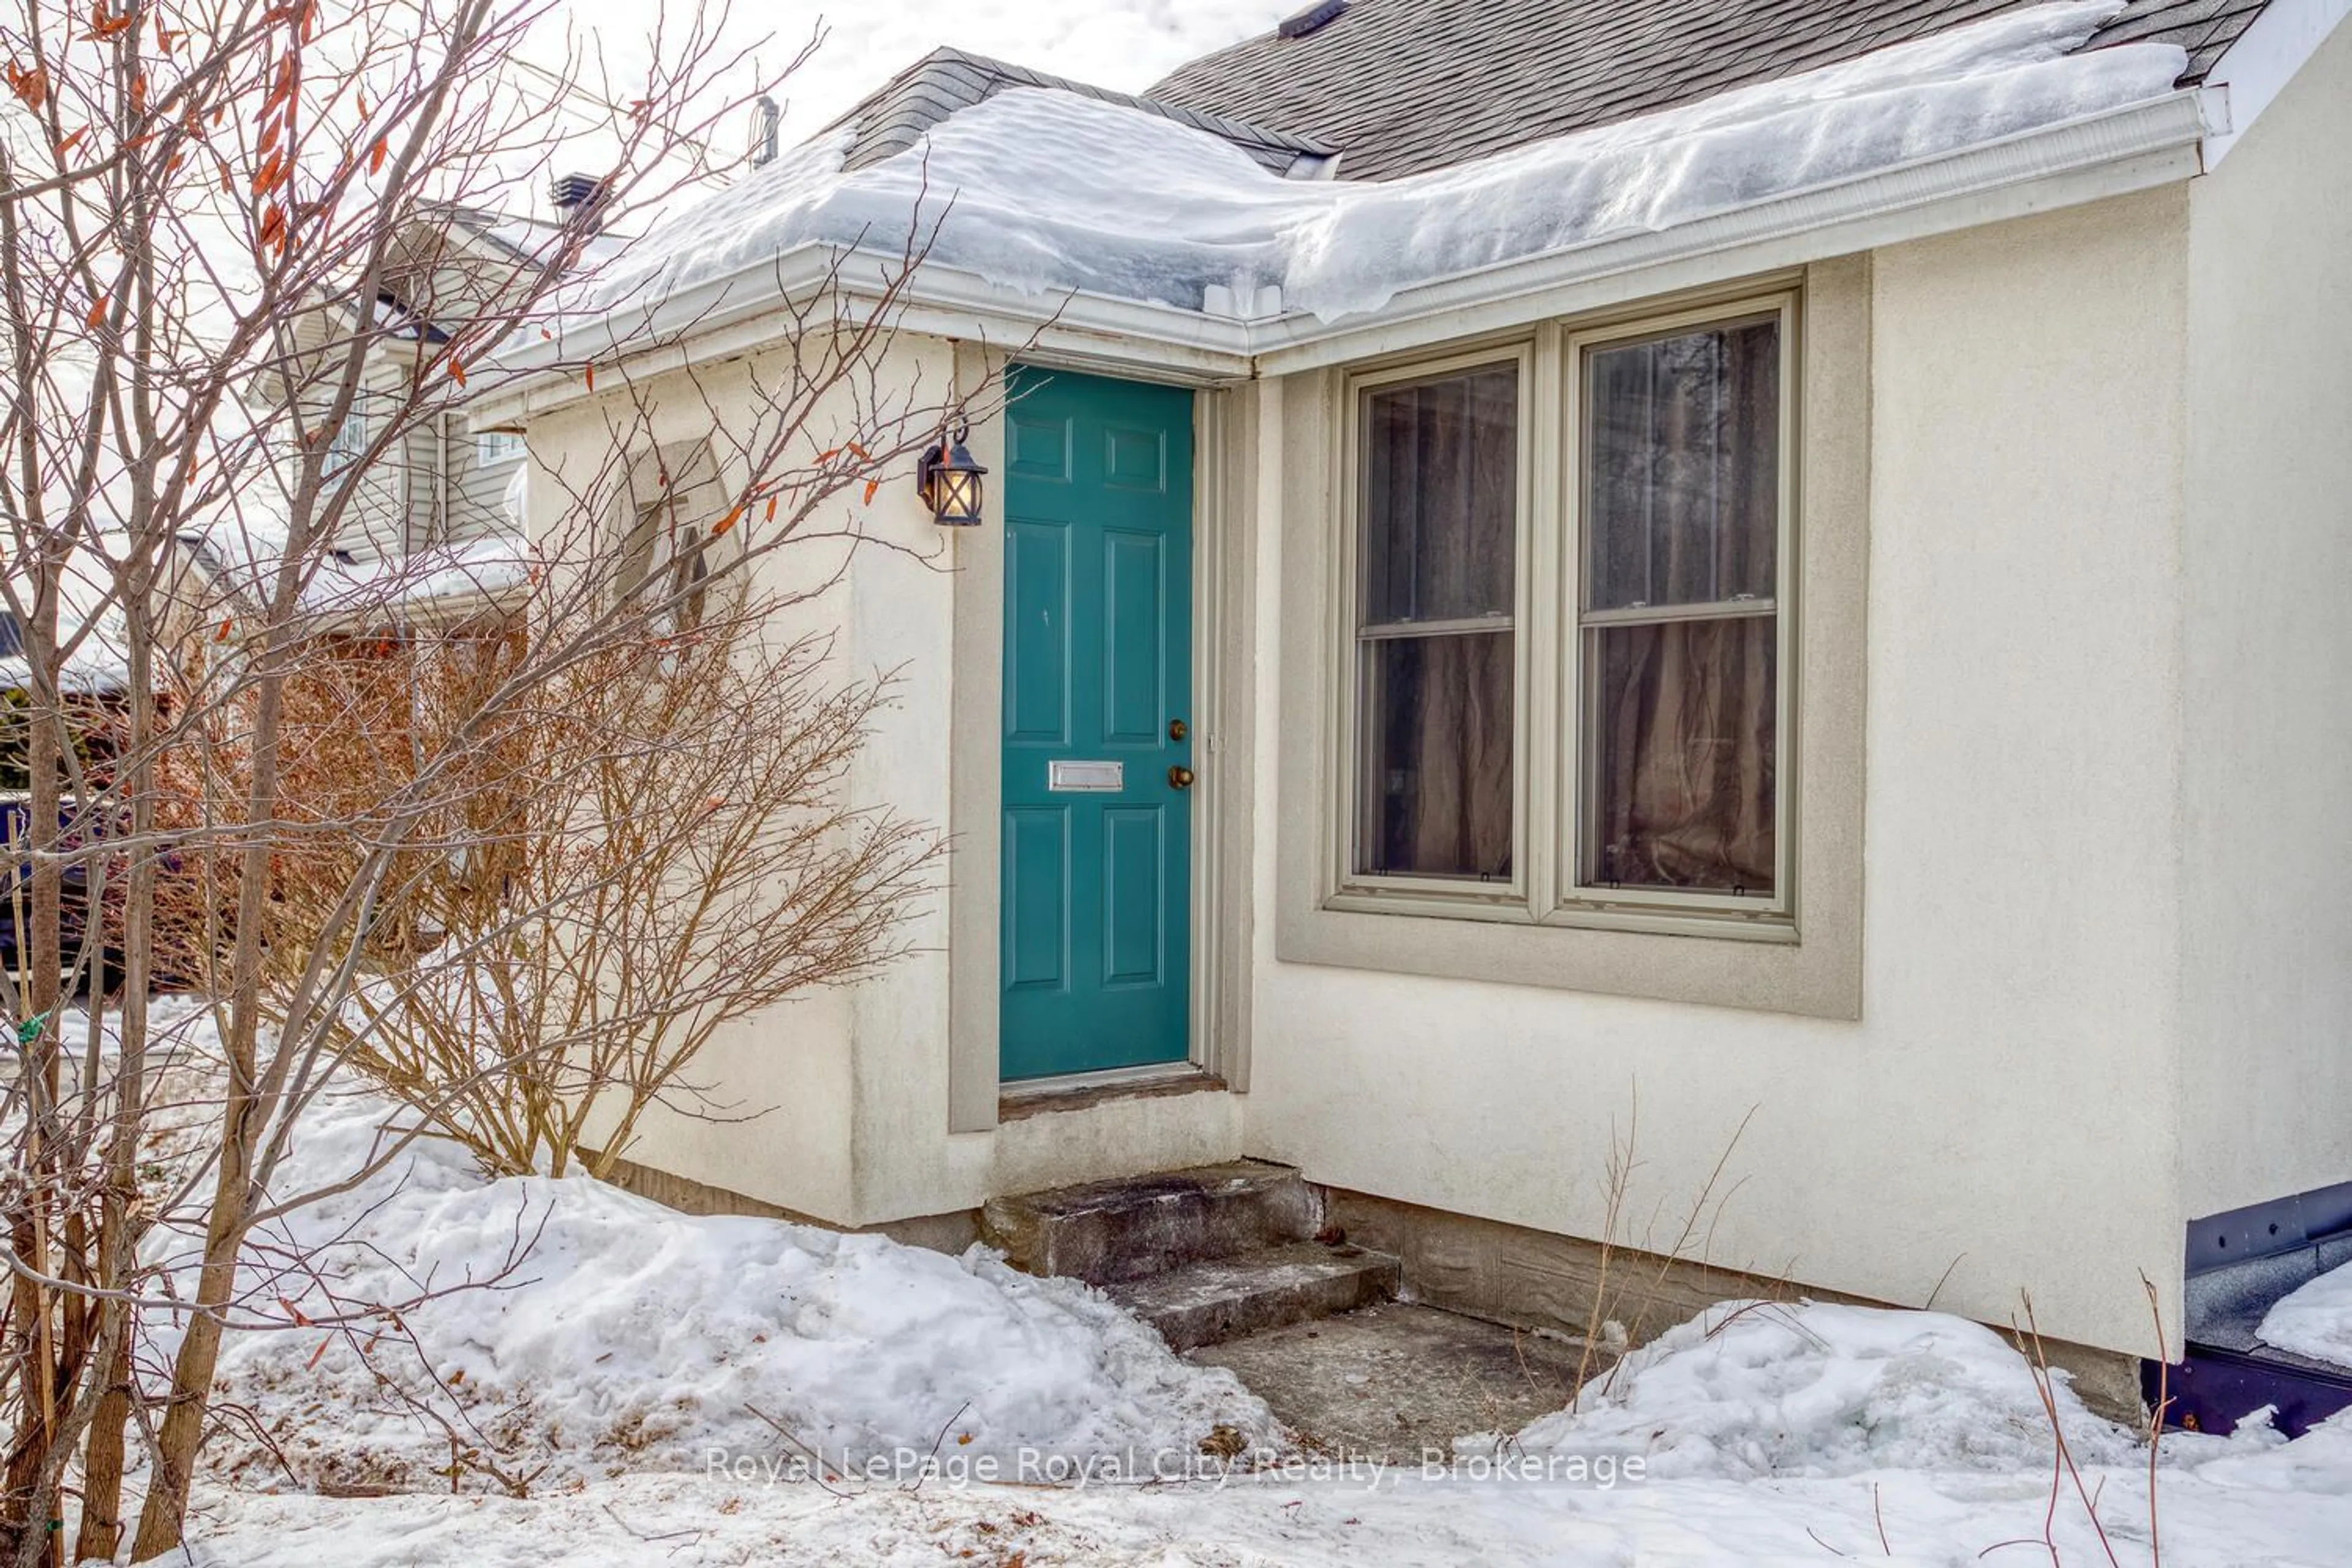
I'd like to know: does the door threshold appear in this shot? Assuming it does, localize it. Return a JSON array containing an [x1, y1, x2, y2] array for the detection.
[[999, 1063, 1226, 1121]]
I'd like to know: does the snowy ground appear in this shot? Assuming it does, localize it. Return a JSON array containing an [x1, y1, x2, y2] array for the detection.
[[70, 1000, 2352, 1563], [132, 1068, 2352, 1559], [177, 1414, 2352, 1567]]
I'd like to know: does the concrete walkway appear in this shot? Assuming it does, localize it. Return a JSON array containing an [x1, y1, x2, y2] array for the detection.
[[1190, 1300, 1608, 1463]]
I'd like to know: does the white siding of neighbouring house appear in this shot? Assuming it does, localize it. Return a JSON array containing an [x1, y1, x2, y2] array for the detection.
[[2177, 17, 2352, 1221], [447, 424, 525, 547], [343, 396, 518, 561], [1244, 186, 2195, 1359], [322, 366, 415, 564]]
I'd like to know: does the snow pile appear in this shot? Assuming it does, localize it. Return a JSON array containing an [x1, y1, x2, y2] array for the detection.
[[576, 2, 2188, 328], [2258, 1259, 2352, 1368], [1509, 1300, 2137, 1479], [192, 1085, 1275, 1493]]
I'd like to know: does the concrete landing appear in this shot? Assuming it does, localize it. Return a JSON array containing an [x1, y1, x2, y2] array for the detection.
[[1190, 1301, 1604, 1464], [982, 1160, 1317, 1286]]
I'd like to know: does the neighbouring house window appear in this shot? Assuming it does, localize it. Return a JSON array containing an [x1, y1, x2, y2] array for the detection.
[[1337, 294, 1793, 928], [1580, 314, 1780, 897], [1354, 362, 1519, 881], [325, 407, 368, 475], [475, 430, 526, 466]]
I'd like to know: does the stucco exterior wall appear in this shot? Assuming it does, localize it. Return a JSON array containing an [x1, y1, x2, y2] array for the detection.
[[1245, 187, 2194, 1354], [524, 331, 1243, 1228], [518, 341, 927, 1222], [2177, 18, 2352, 1219]]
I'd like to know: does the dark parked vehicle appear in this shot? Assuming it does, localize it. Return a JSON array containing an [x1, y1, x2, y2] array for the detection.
[[0, 792, 124, 990]]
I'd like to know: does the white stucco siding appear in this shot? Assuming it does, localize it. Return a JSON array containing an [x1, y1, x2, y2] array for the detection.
[[514, 338, 956, 1223], [522, 331, 1243, 1228], [2178, 16, 2352, 1219], [1245, 187, 2194, 1354]]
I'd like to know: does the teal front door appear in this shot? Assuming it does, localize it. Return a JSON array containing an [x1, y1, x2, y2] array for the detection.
[[1000, 367, 1195, 1081]]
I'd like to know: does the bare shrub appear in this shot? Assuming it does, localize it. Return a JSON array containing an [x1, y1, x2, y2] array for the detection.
[[0, 0, 971, 1556], [290, 606, 946, 1180]]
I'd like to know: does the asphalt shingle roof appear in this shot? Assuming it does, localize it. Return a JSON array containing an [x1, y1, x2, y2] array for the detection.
[[820, 45, 1338, 176], [1148, 0, 2271, 181]]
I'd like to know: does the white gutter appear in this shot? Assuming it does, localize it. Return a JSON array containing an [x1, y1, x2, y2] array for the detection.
[[2198, 0, 2349, 166], [476, 86, 2212, 423]]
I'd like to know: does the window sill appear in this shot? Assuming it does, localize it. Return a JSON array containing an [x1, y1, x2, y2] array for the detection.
[[1324, 886, 1797, 943], [1282, 891, 1853, 1018]]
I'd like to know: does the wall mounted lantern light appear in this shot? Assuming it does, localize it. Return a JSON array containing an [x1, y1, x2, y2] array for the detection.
[[916, 420, 987, 526]]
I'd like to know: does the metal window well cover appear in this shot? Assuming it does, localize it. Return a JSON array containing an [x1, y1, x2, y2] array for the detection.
[[2147, 1180, 2352, 1438]]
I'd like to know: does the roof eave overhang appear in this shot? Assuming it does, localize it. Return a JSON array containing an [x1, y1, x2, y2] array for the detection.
[[1253, 86, 2215, 372], [470, 249, 1259, 425], [473, 86, 2212, 424]]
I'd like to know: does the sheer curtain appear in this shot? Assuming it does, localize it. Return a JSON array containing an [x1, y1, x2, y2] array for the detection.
[[1584, 320, 1779, 895], [1358, 365, 1517, 881]]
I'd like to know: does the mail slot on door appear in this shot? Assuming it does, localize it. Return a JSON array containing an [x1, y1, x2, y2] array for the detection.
[[1047, 760, 1123, 793]]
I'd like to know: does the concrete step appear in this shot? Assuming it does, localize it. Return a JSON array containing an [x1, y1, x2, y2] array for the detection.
[[1109, 1240, 1402, 1352], [982, 1160, 1319, 1286]]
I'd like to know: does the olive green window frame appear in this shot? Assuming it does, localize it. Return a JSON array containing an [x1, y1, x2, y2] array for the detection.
[[1325, 292, 1801, 943], [1329, 342, 1537, 916]]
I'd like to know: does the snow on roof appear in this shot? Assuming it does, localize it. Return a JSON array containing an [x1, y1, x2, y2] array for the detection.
[[571, 1, 2189, 331], [182, 505, 531, 627], [1, 550, 137, 695], [0, 634, 132, 697]]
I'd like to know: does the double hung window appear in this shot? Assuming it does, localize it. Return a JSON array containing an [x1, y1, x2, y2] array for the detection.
[[1340, 295, 1795, 931]]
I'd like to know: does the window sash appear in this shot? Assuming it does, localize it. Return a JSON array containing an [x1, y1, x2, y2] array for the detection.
[[1561, 297, 1795, 921], [1336, 345, 1534, 901]]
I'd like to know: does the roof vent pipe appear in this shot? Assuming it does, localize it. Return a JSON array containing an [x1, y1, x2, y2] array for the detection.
[[549, 172, 609, 230], [1278, 0, 1348, 39], [750, 94, 782, 168]]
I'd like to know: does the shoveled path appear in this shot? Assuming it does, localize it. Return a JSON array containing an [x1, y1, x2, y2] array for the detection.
[[1188, 1300, 1608, 1463]]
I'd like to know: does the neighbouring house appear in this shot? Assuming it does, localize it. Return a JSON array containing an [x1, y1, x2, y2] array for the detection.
[[473, 0, 2352, 1417], [175, 198, 600, 638]]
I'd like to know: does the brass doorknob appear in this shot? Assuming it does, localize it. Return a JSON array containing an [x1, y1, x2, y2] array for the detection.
[[1167, 765, 1196, 790]]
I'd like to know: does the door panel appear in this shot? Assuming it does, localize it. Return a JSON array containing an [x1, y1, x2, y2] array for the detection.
[[1001, 368, 1194, 1081]]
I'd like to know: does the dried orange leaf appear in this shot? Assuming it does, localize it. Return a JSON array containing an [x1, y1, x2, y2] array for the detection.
[[714, 507, 741, 535], [862, 478, 880, 506], [368, 137, 387, 175], [6, 62, 47, 112], [85, 296, 107, 328]]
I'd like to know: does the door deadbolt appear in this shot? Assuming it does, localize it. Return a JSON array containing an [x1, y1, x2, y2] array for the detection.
[[1168, 718, 1188, 742]]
